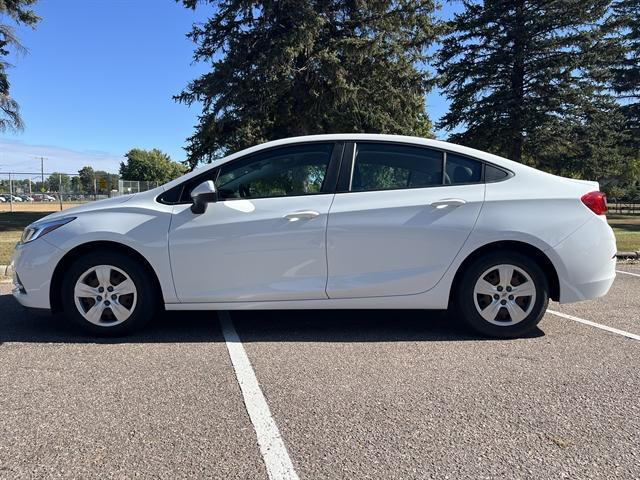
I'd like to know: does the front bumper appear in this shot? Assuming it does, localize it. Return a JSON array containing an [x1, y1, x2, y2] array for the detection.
[[11, 238, 64, 310]]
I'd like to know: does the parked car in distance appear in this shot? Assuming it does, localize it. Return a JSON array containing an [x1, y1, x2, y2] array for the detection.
[[32, 193, 56, 202], [2, 194, 23, 202], [19, 195, 34, 202], [10, 134, 616, 338], [0, 195, 6, 202]]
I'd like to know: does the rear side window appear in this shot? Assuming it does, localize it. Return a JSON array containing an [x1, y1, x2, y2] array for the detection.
[[351, 143, 443, 191], [485, 164, 509, 182], [445, 153, 482, 184]]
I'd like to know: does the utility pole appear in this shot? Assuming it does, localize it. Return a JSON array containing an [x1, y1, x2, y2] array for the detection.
[[40, 157, 45, 192], [59, 173, 63, 211], [8, 172, 13, 213]]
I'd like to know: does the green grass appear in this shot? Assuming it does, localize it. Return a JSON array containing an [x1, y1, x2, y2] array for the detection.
[[608, 215, 640, 252], [0, 212, 638, 266], [0, 212, 50, 265], [0, 230, 21, 266]]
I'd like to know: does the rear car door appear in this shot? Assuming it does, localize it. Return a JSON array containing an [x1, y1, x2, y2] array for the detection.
[[326, 141, 485, 298], [168, 142, 343, 303]]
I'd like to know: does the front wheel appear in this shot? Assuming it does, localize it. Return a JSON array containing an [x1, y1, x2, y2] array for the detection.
[[61, 251, 156, 336], [456, 252, 549, 338]]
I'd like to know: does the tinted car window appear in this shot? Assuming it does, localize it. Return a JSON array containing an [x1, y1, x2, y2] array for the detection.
[[351, 143, 443, 191], [216, 143, 334, 200], [445, 153, 483, 184], [485, 164, 509, 182]]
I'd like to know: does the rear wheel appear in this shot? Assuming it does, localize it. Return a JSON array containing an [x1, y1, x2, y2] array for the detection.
[[456, 251, 549, 338], [61, 251, 156, 336]]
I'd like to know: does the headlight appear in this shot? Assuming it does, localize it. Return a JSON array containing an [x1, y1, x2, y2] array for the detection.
[[21, 217, 76, 244]]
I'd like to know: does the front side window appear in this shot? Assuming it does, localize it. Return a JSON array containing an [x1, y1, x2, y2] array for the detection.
[[216, 143, 334, 200], [351, 143, 443, 191]]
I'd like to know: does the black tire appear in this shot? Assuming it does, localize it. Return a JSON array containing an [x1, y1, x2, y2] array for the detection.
[[455, 251, 549, 338], [61, 251, 156, 336]]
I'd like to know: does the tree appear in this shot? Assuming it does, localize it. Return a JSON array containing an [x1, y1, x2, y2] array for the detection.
[[46, 172, 71, 192], [94, 170, 119, 193], [176, 0, 443, 168], [119, 148, 187, 182], [436, 0, 621, 176], [70, 175, 83, 194], [77, 166, 95, 194], [1, 0, 39, 132], [608, 0, 639, 150]]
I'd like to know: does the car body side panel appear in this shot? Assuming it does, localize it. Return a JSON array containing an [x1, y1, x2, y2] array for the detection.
[[168, 195, 334, 303], [39, 191, 177, 304], [326, 184, 485, 298]]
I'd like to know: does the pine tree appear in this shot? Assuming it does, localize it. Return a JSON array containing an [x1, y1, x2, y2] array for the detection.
[[436, 0, 617, 174], [608, 0, 639, 150], [0, 0, 39, 132], [176, 0, 442, 168]]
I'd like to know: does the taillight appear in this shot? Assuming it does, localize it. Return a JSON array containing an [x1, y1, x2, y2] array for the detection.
[[581, 191, 608, 215]]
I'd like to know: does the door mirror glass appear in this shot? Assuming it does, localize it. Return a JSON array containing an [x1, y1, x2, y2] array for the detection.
[[190, 180, 218, 214]]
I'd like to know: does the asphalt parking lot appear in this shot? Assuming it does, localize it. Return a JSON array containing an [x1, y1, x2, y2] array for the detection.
[[1, 264, 639, 479]]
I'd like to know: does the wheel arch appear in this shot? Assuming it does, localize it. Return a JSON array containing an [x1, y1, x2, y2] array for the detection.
[[50, 240, 165, 313], [449, 240, 560, 305]]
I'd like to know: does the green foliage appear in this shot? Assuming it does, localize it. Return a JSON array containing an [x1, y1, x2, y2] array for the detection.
[[176, 0, 443, 169], [0, 0, 39, 132], [75, 166, 118, 194], [436, 0, 621, 177], [119, 148, 187, 183], [77, 166, 95, 193], [46, 172, 71, 192], [607, 0, 639, 150]]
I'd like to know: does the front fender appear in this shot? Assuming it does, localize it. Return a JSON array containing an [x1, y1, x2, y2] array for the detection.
[[44, 204, 177, 303]]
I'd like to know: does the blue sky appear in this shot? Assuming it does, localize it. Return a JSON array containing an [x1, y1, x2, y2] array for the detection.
[[0, 0, 456, 174]]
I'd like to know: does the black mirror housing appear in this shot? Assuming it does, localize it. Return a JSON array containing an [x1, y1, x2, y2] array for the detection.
[[190, 180, 218, 214]]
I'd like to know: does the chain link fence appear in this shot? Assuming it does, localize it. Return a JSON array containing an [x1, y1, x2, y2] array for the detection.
[[0, 172, 160, 212]]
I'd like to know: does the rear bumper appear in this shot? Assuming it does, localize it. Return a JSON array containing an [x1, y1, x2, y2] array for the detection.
[[550, 215, 616, 303]]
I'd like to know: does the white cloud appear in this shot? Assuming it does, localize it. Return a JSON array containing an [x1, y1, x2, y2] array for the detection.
[[0, 139, 124, 175]]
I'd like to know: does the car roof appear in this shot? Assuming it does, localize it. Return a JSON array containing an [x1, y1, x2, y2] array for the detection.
[[161, 133, 538, 191]]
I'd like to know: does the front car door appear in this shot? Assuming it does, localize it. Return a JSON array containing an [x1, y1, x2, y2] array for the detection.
[[326, 141, 485, 298], [168, 142, 343, 303]]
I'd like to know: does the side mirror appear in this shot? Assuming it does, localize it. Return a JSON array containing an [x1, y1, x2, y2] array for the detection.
[[190, 180, 218, 214]]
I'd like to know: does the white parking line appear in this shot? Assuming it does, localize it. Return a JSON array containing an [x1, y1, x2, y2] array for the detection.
[[219, 311, 300, 480], [616, 269, 640, 278], [547, 309, 640, 341]]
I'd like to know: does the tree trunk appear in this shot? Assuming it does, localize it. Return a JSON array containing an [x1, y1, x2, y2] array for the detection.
[[509, 0, 526, 163]]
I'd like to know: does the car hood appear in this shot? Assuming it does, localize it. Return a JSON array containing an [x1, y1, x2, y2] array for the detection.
[[38, 195, 137, 222]]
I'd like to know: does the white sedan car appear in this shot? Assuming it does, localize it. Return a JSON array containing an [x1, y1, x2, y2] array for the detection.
[[11, 134, 616, 338]]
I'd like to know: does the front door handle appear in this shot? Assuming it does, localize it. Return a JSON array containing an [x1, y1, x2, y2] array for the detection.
[[284, 210, 320, 221], [430, 198, 467, 209]]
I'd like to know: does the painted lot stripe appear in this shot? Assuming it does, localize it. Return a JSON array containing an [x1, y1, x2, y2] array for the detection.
[[547, 309, 640, 341], [616, 269, 640, 278], [219, 311, 300, 480]]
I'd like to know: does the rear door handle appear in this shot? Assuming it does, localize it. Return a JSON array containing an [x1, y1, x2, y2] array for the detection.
[[430, 198, 467, 209], [284, 210, 320, 221]]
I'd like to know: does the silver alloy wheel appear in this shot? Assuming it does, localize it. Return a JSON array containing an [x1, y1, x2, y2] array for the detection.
[[73, 265, 137, 326], [472, 264, 536, 326]]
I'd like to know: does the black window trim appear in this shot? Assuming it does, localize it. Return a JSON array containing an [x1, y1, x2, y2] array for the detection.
[[336, 140, 513, 194], [157, 140, 345, 205]]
